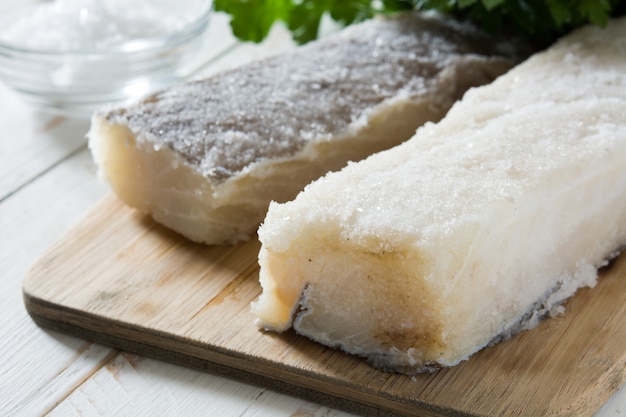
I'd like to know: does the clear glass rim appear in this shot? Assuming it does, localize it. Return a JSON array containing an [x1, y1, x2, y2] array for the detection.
[[0, 3, 211, 56]]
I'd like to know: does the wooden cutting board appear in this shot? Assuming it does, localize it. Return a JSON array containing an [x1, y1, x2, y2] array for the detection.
[[23, 195, 626, 417]]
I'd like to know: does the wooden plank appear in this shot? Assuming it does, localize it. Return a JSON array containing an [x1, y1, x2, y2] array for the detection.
[[0, 86, 90, 202], [0, 148, 113, 417], [46, 352, 336, 417], [23, 195, 626, 417]]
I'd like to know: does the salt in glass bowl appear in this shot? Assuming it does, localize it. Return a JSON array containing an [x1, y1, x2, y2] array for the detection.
[[0, 0, 211, 117]]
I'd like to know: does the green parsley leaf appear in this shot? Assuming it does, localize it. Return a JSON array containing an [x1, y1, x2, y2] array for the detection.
[[214, 0, 626, 45], [213, 0, 293, 43], [577, 0, 612, 26]]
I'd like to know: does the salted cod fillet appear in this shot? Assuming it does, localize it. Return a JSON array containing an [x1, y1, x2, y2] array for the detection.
[[252, 18, 626, 373], [88, 12, 520, 245]]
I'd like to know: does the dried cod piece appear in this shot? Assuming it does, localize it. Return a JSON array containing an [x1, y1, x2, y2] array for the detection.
[[88, 12, 520, 244], [253, 18, 626, 373]]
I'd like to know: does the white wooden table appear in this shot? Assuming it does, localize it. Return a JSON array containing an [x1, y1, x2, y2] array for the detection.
[[1, 12, 624, 417]]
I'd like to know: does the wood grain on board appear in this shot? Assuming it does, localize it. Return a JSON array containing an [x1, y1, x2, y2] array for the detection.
[[23, 195, 626, 417]]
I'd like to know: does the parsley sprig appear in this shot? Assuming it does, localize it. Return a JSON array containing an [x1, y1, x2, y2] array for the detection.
[[213, 0, 626, 45]]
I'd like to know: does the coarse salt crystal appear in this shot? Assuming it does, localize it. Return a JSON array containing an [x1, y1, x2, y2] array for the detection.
[[0, 0, 208, 51]]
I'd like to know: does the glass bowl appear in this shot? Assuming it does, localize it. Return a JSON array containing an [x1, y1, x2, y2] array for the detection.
[[0, 0, 211, 117]]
